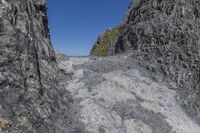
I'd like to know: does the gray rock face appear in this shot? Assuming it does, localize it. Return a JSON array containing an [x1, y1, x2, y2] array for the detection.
[[2, 0, 200, 132], [0, 0, 75, 132], [109, 0, 200, 124]]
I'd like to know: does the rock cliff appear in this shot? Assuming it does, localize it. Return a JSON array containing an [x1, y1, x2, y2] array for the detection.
[[109, 0, 200, 124], [0, 0, 76, 132], [2, 0, 200, 132]]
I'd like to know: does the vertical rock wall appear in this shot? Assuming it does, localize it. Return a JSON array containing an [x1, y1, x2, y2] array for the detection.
[[109, 0, 200, 124], [0, 0, 74, 132]]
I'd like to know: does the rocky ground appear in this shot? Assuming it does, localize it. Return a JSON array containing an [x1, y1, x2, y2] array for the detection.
[[57, 54, 200, 133]]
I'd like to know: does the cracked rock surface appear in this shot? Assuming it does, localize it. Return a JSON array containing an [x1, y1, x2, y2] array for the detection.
[[1, 0, 200, 132], [0, 0, 78, 132], [109, 0, 200, 125], [57, 54, 200, 133]]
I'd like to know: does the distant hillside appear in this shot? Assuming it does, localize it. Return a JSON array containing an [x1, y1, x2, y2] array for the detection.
[[90, 27, 119, 56]]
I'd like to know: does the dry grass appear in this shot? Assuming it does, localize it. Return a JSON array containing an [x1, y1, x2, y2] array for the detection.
[[0, 118, 6, 132]]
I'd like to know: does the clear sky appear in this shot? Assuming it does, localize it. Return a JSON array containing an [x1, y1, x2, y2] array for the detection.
[[47, 0, 132, 56]]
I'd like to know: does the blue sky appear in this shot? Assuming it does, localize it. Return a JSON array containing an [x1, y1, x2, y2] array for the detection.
[[47, 0, 132, 56]]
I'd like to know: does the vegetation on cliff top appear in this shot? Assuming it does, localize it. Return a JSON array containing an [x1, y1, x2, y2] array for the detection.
[[90, 27, 119, 56]]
